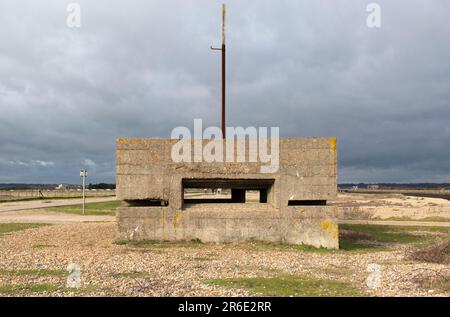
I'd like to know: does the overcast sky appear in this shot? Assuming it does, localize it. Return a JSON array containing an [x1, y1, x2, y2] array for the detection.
[[0, 0, 449, 184]]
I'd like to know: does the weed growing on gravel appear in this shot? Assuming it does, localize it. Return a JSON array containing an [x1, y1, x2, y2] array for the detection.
[[32, 244, 55, 248], [207, 275, 362, 297]]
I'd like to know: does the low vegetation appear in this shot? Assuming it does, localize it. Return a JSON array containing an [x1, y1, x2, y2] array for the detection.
[[415, 274, 450, 293], [207, 275, 362, 297], [117, 239, 203, 249], [0, 223, 48, 235], [0, 283, 63, 294], [0, 268, 104, 295], [339, 224, 450, 251], [47, 201, 120, 216], [410, 239, 450, 264], [32, 244, 55, 249], [0, 268, 66, 277], [231, 241, 333, 253], [0, 283, 103, 295]]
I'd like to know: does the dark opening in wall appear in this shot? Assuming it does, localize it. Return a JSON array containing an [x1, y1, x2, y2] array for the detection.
[[288, 200, 327, 206], [182, 178, 274, 205], [125, 199, 169, 207]]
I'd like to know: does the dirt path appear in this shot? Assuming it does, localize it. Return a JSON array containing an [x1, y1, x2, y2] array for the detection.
[[339, 219, 450, 227], [0, 197, 116, 213]]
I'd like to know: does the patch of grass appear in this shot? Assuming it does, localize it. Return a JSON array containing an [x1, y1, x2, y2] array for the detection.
[[114, 240, 129, 245], [339, 240, 386, 252], [342, 224, 448, 243], [0, 283, 103, 295], [341, 225, 426, 244], [339, 224, 450, 252], [207, 275, 362, 297], [190, 256, 216, 261], [0, 269, 66, 277], [419, 217, 450, 222], [0, 283, 63, 294], [339, 229, 386, 252], [0, 223, 48, 235], [47, 201, 120, 216], [124, 239, 204, 249], [294, 244, 332, 253], [32, 244, 55, 249], [232, 241, 334, 253]]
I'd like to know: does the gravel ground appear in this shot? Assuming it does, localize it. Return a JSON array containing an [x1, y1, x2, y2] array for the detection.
[[0, 222, 448, 297]]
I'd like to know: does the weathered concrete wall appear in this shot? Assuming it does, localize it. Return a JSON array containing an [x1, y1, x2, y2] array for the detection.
[[117, 205, 339, 249], [116, 137, 339, 249]]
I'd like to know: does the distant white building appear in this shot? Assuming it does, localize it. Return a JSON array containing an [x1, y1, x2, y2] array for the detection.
[[55, 184, 67, 190]]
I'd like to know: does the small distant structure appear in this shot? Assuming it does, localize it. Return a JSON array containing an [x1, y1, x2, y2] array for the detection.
[[351, 185, 358, 190], [55, 184, 67, 190], [367, 184, 380, 190]]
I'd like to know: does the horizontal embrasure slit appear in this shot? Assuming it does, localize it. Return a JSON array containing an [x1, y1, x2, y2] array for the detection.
[[125, 199, 169, 207], [183, 179, 274, 205], [288, 200, 327, 206]]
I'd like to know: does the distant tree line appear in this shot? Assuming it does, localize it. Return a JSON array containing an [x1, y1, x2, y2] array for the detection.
[[87, 183, 116, 190]]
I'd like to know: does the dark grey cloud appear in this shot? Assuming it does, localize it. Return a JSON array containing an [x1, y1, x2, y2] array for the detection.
[[1, 0, 449, 184]]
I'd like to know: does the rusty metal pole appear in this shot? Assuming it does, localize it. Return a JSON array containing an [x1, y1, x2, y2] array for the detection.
[[221, 4, 226, 139], [211, 4, 226, 138]]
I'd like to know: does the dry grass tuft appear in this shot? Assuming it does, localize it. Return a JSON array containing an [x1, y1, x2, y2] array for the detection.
[[411, 239, 450, 264]]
